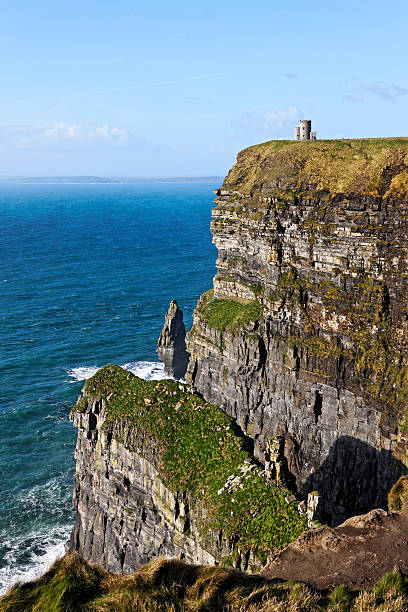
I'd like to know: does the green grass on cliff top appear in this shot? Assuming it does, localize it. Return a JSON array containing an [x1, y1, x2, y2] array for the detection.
[[223, 137, 408, 198], [73, 365, 306, 563], [3, 554, 408, 612]]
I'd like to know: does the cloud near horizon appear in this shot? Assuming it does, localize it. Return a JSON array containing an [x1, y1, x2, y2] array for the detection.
[[0, 123, 129, 151]]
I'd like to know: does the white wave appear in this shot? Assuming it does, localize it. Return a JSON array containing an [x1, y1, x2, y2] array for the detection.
[[67, 360, 171, 382], [0, 523, 72, 596], [122, 361, 169, 380], [66, 365, 100, 381]]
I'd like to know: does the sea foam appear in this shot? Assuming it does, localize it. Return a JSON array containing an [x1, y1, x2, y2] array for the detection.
[[66, 360, 169, 382], [0, 473, 73, 595], [0, 525, 72, 596]]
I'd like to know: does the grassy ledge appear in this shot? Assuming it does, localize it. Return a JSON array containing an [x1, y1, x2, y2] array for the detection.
[[196, 292, 262, 332], [73, 365, 306, 564]]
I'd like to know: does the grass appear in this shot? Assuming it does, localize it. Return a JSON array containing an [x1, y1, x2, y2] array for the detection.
[[222, 137, 408, 199], [2, 554, 408, 611], [197, 297, 262, 331], [73, 365, 307, 565], [0, 554, 105, 612]]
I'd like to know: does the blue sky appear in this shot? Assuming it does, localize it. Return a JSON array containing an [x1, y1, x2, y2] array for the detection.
[[0, 0, 406, 176]]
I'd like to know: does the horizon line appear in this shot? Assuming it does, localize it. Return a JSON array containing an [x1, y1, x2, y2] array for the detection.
[[0, 175, 224, 184]]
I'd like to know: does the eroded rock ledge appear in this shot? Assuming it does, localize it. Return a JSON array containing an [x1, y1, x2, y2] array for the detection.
[[262, 508, 408, 589]]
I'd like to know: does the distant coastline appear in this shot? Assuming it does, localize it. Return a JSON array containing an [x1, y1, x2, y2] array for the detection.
[[0, 176, 223, 184]]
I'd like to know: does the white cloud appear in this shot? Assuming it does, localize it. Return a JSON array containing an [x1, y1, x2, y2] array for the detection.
[[0, 123, 129, 151], [234, 106, 300, 137], [41, 123, 128, 142], [264, 106, 300, 128]]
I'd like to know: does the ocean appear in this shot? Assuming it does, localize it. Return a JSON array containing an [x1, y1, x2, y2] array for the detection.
[[0, 181, 218, 594]]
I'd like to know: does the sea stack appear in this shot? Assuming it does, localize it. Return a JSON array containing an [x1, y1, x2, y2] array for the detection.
[[157, 300, 189, 379]]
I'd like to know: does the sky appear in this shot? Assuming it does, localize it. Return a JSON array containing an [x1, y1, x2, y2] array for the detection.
[[0, 0, 407, 177]]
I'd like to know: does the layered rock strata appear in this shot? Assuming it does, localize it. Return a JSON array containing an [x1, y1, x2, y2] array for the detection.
[[69, 365, 306, 573], [69, 399, 214, 572], [69, 138, 408, 576], [186, 138, 408, 525], [157, 300, 189, 379]]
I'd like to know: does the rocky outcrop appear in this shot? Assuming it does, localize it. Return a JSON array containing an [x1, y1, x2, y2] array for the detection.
[[186, 139, 408, 526], [157, 300, 189, 379], [68, 365, 306, 574]]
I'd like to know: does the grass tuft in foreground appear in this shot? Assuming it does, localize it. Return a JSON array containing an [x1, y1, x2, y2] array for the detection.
[[2, 554, 408, 611]]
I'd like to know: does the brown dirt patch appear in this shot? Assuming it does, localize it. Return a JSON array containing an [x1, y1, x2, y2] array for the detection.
[[261, 509, 408, 590]]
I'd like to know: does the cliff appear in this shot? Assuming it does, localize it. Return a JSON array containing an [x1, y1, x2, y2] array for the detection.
[[5, 138, 408, 610], [69, 365, 306, 574], [69, 137, 408, 576], [186, 138, 408, 525]]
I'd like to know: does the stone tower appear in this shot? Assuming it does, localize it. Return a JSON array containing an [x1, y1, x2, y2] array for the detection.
[[294, 120, 316, 140]]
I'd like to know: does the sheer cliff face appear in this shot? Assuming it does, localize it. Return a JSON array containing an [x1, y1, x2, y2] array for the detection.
[[186, 139, 408, 525]]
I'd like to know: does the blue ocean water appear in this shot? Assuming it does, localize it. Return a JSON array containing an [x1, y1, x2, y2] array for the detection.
[[0, 182, 218, 593]]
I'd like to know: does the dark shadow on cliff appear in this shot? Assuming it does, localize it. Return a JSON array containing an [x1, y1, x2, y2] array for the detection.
[[301, 435, 407, 526]]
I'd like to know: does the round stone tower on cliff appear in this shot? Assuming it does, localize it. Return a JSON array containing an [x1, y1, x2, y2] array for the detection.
[[294, 120, 316, 140]]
